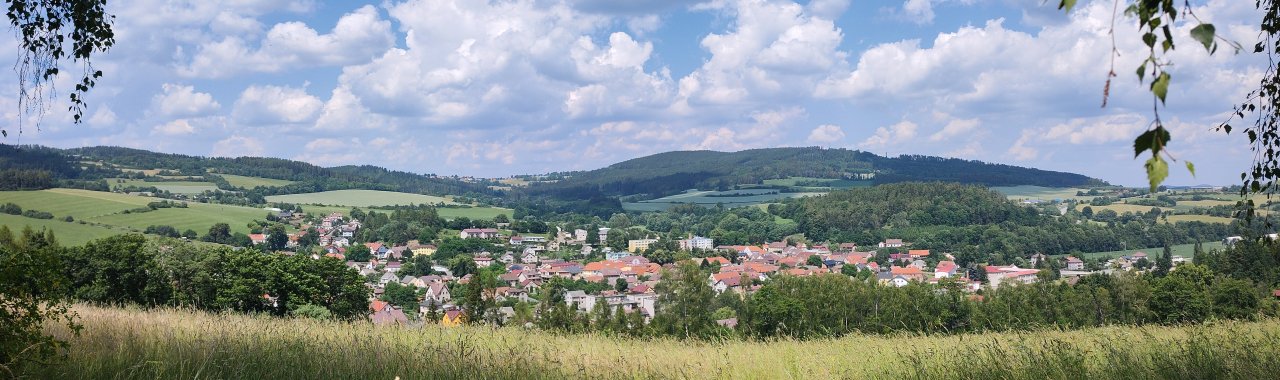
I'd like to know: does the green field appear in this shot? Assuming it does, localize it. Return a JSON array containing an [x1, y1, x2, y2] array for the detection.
[[109, 179, 219, 194], [265, 190, 456, 207], [0, 213, 126, 246], [220, 174, 294, 188], [993, 185, 1093, 201], [25, 305, 1280, 379], [1062, 241, 1225, 260], [87, 202, 269, 235], [0, 189, 270, 236], [624, 189, 825, 212], [0, 188, 154, 219]]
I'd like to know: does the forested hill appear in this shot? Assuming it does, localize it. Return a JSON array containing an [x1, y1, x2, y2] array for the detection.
[[0, 145, 499, 197], [525, 147, 1105, 199]]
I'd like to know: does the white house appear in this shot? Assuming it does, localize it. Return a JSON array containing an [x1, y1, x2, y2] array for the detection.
[[460, 228, 500, 239]]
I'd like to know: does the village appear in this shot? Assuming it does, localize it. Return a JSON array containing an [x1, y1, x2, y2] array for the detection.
[[246, 212, 1198, 327]]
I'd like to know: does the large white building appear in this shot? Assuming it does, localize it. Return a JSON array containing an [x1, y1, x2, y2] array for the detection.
[[680, 236, 715, 251]]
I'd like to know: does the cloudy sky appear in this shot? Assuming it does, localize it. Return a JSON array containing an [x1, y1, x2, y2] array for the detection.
[[0, 0, 1265, 186]]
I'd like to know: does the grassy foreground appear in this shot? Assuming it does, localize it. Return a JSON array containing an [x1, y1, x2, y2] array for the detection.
[[24, 305, 1280, 379]]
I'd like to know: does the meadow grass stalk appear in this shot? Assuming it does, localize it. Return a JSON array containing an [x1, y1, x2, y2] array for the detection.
[[25, 305, 1280, 379]]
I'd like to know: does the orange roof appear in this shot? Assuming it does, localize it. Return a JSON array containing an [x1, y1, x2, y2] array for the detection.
[[891, 266, 924, 275], [712, 272, 741, 282], [705, 257, 730, 265], [370, 300, 389, 312], [908, 249, 930, 257]]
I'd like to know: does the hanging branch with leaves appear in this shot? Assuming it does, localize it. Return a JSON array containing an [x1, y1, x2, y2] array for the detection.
[[1063, 0, 1241, 192], [4, 0, 116, 138]]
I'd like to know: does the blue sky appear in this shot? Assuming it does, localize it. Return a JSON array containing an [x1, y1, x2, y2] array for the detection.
[[0, 0, 1263, 186]]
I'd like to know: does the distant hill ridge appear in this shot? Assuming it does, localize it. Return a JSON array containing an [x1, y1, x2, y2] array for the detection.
[[525, 147, 1106, 199], [1, 145, 1104, 202]]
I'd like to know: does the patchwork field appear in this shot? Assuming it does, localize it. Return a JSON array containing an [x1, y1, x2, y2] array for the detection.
[[24, 305, 1280, 379], [265, 190, 456, 207], [0, 213, 125, 246], [624, 189, 825, 212], [220, 174, 294, 188]]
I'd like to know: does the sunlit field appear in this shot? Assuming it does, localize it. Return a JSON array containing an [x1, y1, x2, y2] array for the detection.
[[27, 305, 1280, 379]]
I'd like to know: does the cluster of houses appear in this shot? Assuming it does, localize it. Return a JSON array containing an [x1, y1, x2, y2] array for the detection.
[[352, 222, 1191, 327]]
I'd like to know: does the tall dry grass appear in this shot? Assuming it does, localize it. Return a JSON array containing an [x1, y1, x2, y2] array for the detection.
[[23, 304, 1280, 379]]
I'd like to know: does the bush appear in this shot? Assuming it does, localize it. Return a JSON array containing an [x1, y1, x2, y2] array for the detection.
[[21, 210, 54, 219], [1, 202, 22, 215]]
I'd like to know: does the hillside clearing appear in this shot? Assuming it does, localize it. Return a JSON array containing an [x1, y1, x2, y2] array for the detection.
[[26, 305, 1280, 379], [219, 174, 295, 188], [992, 185, 1093, 201], [265, 190, 456, 207], [109, 179, 220, 194], [624, 189, 824, 212]]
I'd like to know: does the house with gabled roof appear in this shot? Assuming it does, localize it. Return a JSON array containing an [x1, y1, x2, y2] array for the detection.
[[441, 309, 466, 327], [879, 239, 905, 248], [424, 282, 451, 304], [934, 261, 959, 278]]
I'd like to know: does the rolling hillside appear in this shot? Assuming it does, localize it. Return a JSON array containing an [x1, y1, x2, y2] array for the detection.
[[526, 147, 1106, 200]]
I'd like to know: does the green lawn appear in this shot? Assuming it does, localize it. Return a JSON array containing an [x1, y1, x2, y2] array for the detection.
[[0, 188, 154, 219], [220, 174, 294, 188], [265, 190, 456, 207], [0, 213, 127, 246]]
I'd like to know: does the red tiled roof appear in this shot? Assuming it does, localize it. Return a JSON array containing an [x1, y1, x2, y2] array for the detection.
[[891, 266, 924, 275]]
